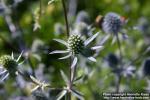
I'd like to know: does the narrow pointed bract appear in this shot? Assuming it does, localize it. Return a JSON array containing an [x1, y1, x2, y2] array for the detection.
[[60, 70, 69, 83], [59, 53, 72, 59], [18, 60, 25, 66], [53, 39, 68, 46], [71, 57, 78, 69], [56, 90, 67, 100], [91, 45, 103, 50], [1, 73, 9, 82], [50, 50, 69, 54], [84, 32, 99, 46], [31, 85, 40, 93], [0, 70, 7, 75], [88, 57, 97, 62], [71, 89, 84, 100], [111, 36, 116, 45], [99, 34, 110, 45], [11, 52, 14, 59], [16, 51, 23, 62]]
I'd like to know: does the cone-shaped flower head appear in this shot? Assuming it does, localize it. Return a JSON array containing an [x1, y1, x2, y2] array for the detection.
[[0, 55, 18, 76], [68, 34, 84, 55], [102, 12, 126, 34], [0, 52, 23, 81], [50, 32, 104, 68]]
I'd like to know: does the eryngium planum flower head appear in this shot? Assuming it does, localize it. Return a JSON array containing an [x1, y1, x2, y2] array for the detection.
[[143, 58, 150, 76], [102, 12, 124, 34], [68, 34, 84, 55], [0, 52, 23, 81], [50, 32, 103, 68], [0, 55, 18, 76]]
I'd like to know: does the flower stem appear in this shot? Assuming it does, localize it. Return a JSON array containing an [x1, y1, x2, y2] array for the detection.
[[62, 0, 69, 37], [61, 0, 71, 99], [116, 74, 122, 92], [40, 0, 42, 16], [115, 34, 123, 92], [116, 34, 122, 62]]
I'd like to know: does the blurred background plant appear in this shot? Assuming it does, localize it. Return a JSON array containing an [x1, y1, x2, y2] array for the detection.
[[0, 0, 149, 100]]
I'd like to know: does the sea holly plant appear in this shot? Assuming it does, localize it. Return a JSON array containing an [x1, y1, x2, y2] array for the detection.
[[48, 0, 104, 99], [0, 52, 52, 93], [0, 0, 149, 99], [95, 12, 129, 92], [50, 32, 103, 99]]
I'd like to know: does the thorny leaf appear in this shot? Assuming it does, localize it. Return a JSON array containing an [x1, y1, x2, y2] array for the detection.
[[99, 34, 110, 45], [33, 22, 41, 31], [31, 85, 40, 93], [16, 51, 23, 62], [60, 70, 69, 83], [87, 57, 97, 62], [48, 0, 59, 5], [32, 53, 42, 61], [30, 76, 50, 92], [50, 50, 69, 54], [74, 75, 84, 83], [71, 89, 84, 100], [84, 32, 99, 46], [30, 75, 41, 85], [56, 90, 67, 100], [1, 73, 9, 82], [71, 57, 78, 69], [53, 39, 68, 46], [111, 36, 116, 45], [91, 45, 103, 50], [11, 52, 14, 59], [59, 53, 72, 60]]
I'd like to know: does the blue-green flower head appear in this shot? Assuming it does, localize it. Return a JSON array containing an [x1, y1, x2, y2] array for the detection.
[[0, 52, 23, 81], [50, 32, 104, 68], [68, 34, 84, 55], [0, 55, 18, 75], [102, 12, 126, 34]]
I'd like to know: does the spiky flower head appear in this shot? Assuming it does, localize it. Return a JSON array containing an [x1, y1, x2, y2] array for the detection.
[[0, 52, 23, 81], [102, 12, 125, 34], [68, 34, 84, 55], [0, 55, 18, 76], [50, 32, 103, 68]]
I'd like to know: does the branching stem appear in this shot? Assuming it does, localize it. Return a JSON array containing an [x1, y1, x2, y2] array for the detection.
[[115, 33, 123, 92]]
